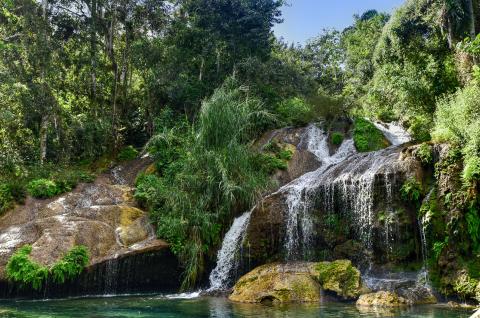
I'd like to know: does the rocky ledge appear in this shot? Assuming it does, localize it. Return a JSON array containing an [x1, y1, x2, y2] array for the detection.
[[0, 158, 181, 298]]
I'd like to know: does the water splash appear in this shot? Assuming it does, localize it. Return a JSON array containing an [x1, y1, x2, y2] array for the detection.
[[208, 210, 252, 291], [373, 121, 411, 146]]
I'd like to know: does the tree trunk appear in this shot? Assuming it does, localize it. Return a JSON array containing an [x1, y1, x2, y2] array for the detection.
[[199, 57, 205, 81], [39, 115, 49, 164], [467, 0, 476, 38], [90, 0, 98, 106]]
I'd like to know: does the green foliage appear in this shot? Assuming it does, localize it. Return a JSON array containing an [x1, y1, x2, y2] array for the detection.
[[259, 154, 288, 173], [27, 179, 59, 199], [400, 178, 423, 203], [0, 182, 25, 214], [117, 146, 139, 162], [466, 203, 480, 252], [51, 246, 89, 284], [276, 97, 313, 126], [353, 118, 388, 152], [6, 245, 89, 290], [433, 83, 480, 184], [416, 143, 434, 165], [463, 156, 480, 184], [331, 132, 344, 146], [137, 81, 274, 289], [433, 237, 449, 261], [6, 245, 48, 291]]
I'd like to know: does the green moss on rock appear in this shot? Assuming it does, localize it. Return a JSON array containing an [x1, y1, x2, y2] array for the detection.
[[356, 291, 409, 307], [229, 263, 321, 303], [353, 118, 389, 152], [310, 259, 362, 299]]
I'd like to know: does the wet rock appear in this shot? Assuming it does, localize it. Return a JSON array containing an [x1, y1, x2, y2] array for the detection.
[[0, 157, 180, 297], [229, 263, 321, 303], [333, 240, 366, 264], [309, 260, 363, 299], [356, 291, 409, 307]]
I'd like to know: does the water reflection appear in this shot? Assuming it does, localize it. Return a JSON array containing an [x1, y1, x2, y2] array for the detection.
[[0, 296, 473, 318]]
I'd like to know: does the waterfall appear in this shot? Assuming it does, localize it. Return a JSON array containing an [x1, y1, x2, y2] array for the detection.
[[208, 210, 252, 291], [281, 126, 357, 260], [373, 121, 411, 146], [208, 121, 413, 290]]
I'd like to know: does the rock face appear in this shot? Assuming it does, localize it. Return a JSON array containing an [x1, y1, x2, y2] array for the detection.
[[229, 263, 322, 303], [0, 157, 181, 298], [309, 260, 363, 299], [243, 141, 423, 270], [356, 291, 409, 307]]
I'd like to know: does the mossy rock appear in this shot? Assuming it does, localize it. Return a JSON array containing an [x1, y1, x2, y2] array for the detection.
[[357, 291, 409, 307], [353, 118, 390, 152], [309, 259, 362, 299], [229, 263, 321, 303]]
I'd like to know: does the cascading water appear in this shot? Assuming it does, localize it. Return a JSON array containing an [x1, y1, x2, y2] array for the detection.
[[208, 210, 253, 291], [208, 121, 415, 291], [281, 125, 357, 259], [373, 121, 412, 146]]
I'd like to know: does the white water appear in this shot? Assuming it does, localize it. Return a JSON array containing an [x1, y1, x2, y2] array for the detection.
[[207, 121, 413, 290], [208, 210, 252, 291], [373, 121, 411, 146], [282, 125, 357, 259]]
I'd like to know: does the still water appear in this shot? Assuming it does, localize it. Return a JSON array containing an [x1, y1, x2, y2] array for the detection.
[[0, 295, 473, 318]]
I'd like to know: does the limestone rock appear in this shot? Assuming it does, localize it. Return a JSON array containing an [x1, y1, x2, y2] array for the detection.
[[356, 291, 409, 307], [0, 157, 171, 282], [309, 259, 363, 299], [229, 263, 321, 303]]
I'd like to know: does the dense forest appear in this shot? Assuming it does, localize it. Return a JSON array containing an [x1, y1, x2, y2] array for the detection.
[[1, 0, 480, 303]]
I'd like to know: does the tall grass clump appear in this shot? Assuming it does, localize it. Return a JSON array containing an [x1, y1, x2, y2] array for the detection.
[[433, 84, 480, 185], [136, 79, 276, 289]]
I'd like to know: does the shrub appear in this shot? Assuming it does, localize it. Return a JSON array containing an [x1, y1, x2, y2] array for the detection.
[[27, 179, 59, 199], [432, 237, 448, 261], [407, 115, 432, 142], [276, 97, 313, 126], [117, 145, 139, 161], [137, 81, 274, 290], [353, 118, 388, 152], [463, 156, 480, 184], [400, 178, 422, 203], [331, 132, 344, 145], [415, 143, 433, 165], [51, 246, 89, 284], [259, 153, 288, 173], [6, 245, 89, 290], [433, 84, 480, 185], [6, 245, 49, 290], [0, 183, 14, 214]]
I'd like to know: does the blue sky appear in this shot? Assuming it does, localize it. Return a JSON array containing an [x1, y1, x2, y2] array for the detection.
[[273, 0, 405, 45]]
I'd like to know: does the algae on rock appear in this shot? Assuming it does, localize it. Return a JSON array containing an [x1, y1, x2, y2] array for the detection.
[[229, 263, 321, 303], [356, 291, 409, 307], [310, 259, 363, 299]]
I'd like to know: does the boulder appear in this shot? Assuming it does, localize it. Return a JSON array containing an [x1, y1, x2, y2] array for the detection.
[[310, 260, 363, 299], [0, 157, 181, 297], [229, 263, 321, 303], [356, 291, 409, 307]]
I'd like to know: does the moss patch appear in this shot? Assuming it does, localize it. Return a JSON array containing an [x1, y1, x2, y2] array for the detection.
[[120, 206, 144, 226], [310, 259, 362, 299], [353, 118, 389, 152]]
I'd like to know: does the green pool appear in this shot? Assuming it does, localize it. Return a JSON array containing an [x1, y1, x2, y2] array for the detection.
[[0, 295, 474, 318]]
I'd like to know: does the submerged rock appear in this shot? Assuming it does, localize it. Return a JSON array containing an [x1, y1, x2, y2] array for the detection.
[[356, 291, 409, 307], [310, 259, 363, 299], [229, 263, 321, 303]]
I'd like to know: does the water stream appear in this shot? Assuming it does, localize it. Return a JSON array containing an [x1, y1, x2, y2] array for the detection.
[[209, 122, 419, 292]]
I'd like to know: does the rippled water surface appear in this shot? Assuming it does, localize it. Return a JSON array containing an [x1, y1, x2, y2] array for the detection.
[[0, 296, 473, 318]]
